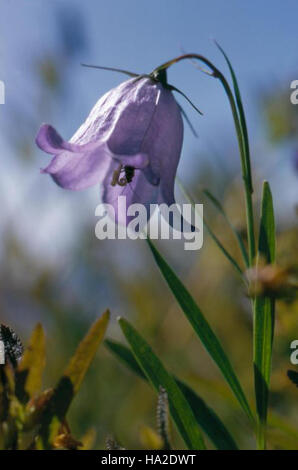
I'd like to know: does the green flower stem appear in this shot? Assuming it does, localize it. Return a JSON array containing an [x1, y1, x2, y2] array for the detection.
[[155, 53, 256, 266]]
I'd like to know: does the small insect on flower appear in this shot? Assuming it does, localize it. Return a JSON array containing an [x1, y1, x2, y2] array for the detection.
[[36, 60, 202, 225], [111, 164, 135, 187], [124, 166, 135, 184]]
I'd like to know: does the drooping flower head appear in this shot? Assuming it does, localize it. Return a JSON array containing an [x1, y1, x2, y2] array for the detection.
[[36, 62, 201, 225]]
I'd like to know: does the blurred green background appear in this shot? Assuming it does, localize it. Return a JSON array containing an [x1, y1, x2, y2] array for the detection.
[[0, 0, 297, 449]]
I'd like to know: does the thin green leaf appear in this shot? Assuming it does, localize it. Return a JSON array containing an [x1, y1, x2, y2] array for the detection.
[[168, 84, 203, 115], [81, 63, 140, 78], [215, 41, 253, 194], [257, 183, 275, 263], [16, 323, 46, 402], [214, 43, 256, 265], [105, 338, 146, 379], [105, 339, 238, 450], [118, 318, 206, 450], [177, 178, 244, 279], [177, 103, 198, 137], [147, 239, 253, 423], [253, 182, 276, 449], [63, 309, 110, 395], [203, 188, 249, 267], [37, 311, 110, 448], [269, 411, 298, 442]]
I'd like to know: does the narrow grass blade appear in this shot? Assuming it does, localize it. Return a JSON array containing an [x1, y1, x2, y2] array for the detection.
[[118, 318, 206, 450], [177, 179, 245, 279], [62, 310, 110, 396], [147, 239, 253, 422], [81, 63, 140, 78], [214, 43, 256, 265], [257, 182, 275, 262], [168, 84, 203, 115], [106, 338, 146, 379], [105, 339, 238, 450], [16, 324, 46, 402], [253, 182, 276, 449], [178, 381, 237, 450], [215, 41, 253, 194], [203, 188, 249, 267], [177, 104, 198, 137], [37, 311, 110, 449]]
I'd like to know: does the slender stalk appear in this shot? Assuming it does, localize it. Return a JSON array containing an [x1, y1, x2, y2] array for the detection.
[[244, 185, 256, 266], [156, 53, 259, 447], [155, 54, 256, 266], [256, 418, 266, 450]]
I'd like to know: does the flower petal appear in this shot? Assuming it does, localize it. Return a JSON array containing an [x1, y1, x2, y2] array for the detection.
[[36, 124, 96, 154], [41, 143, 111, 190], [143, 165, 160, 186], [107, 78, 159, 156], [142, 85, 183, 189], [113, 152, 149, 169], [69, 77, 156, 148]]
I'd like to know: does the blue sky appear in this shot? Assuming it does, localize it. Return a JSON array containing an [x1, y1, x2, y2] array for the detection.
[[2, 0, 298, 138]]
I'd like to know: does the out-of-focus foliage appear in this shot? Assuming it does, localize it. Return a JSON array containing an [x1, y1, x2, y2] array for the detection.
[[262, 86, 298, 142], [261, 80, 298, 176], [0, 312, 109, 449]]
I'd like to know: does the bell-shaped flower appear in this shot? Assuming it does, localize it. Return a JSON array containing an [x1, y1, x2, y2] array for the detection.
[[36, 66, 199, 225]]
